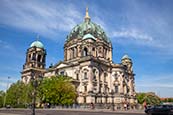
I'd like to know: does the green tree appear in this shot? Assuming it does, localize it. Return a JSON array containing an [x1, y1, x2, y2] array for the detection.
[[0, 90, 5, 108], [167, 98, 173, 102], [6, 80, 32, 108], [136, 92, 161, 105], [143, 94, 160, 105], [38, 75, 77, 105], [136, 93, 146, 104]]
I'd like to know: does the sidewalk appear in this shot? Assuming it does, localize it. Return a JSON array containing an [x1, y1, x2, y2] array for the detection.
[[0, 113, 21, 115], [44, 108, 145, 113], [0, 108, 145, 114]]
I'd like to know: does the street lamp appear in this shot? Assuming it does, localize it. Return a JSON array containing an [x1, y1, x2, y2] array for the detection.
[[30, 72, 42, 115], [111, 90, 114, 111], [3, 76, 10, 108], [31, 73, 36, 115]]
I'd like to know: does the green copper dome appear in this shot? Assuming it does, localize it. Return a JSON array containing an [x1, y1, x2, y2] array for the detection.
[[30, 40, 44, 48], [66, 8, 110, 43], [83, 33, 96, 40], [122, 55, 130, 60], [121, 54, 132, 62]]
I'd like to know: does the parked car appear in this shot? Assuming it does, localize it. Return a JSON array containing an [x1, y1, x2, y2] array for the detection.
[[145, 105, 173, 115], [145, 105, 154, 114]]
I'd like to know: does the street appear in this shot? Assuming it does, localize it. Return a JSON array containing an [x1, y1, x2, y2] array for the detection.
[[0, 109, 145, 115]]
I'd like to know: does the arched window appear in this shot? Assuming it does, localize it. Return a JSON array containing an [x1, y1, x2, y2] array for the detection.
[[32, 53, 36, 61], [84, 96, 86, 103], [92, 47, 95, 56], [84, 72, 87, 79], [76, 73, 79, 80], [37, 55, 41, 62], [84, 86, 87, 92], [93, 69, 96, 80], [115, 86, 118, 93], [72, 48, 75, 58], [83, 47, 88, 56], [28, 54, 31, 60], [104, 73, 107, 82], [43, 56, 45, 62]]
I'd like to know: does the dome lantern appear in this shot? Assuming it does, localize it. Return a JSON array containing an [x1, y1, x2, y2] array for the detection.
[[30, 35, 44, 49], [66, 7, 110, 43], [30, 40, 44, 49], [121, 54, 132, 63], [84, 6, 90, 22]]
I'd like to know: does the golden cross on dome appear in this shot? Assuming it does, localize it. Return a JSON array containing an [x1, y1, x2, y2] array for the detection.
[[85, 6, 90, 21], [36, 34, 40, 41]]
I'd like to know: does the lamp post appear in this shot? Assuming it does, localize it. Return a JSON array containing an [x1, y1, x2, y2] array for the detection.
[[3, 76, 10, 108], [30, 72, 42, 115], [111, 90, 114, 111], [31, 73, 36, 115]]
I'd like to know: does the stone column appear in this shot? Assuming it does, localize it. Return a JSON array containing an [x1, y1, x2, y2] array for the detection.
[[35, 54, 38, 67], [67, 49, 69, 60], [64, 49, 67, 61], [119, 75, 124, 94], [129, 78, 134, 96], [78, 71, 83, 93], [77, 46, 81, 57], [110, 73, 113, 93], [88, 67, 93, 92], [109, 48, 112, 61], [40, 55, 43, 62]]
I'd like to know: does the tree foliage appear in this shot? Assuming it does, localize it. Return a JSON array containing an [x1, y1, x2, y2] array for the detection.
[[162, 98, 173, 102], [38, 75, 77, 105], [3, 75, 77, 108], [136, 92, 161, 105], [5, 80, 33, 108], [136, 93, 146, 104], [0, 90, 5, 107]]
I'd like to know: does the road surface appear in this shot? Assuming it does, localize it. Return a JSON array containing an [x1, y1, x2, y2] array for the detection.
[[0, 109, 145, 115]]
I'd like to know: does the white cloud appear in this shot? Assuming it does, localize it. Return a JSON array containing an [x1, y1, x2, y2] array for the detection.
[[0, 40, 13, 50], [0, 76, 19, 83], [136, 74, 173, 97], [112, 28, 153, 41], [138, 84, 173, 88], [0, 76, 19, 91], [0, 0, 82, 40], [0, 39, 24, 60]]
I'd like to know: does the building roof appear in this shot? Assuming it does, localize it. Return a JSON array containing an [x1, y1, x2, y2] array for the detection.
[[82, 33, 96, 40], [66, 7, 110, 43], [122, 54, 130, 60], [30, 40, 44, 49]]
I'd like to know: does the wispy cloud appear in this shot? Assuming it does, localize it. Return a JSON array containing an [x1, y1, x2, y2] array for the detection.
[[112, 28, 153, 41], [121, 0, 173, 48], [0, 76, 19, 91], [136, 74, 173, 97], [0, 39, 23, 60], [0, 40, 13, 50], [138, 84, 173, 88], [0, 0, 82, 40]]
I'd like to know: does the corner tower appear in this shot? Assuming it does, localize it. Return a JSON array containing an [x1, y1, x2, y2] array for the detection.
[[21, 38, 46, 83], [121, 54, 136, 102]]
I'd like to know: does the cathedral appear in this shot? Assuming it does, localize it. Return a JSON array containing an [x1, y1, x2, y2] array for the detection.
[[21, 8, 137, 109]]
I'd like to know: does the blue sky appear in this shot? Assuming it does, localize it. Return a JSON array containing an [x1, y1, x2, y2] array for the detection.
[[0, 0, 173, 97]]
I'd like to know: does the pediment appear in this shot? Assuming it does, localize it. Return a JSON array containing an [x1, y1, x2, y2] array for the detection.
[[55, 62, 69, 69]]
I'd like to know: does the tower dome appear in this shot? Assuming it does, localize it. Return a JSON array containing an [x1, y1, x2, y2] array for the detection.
[[66, 7, 110, 43], [122, 54, 130, 60], [121, 54, 132, 63], [30, 40, 44, 49]]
